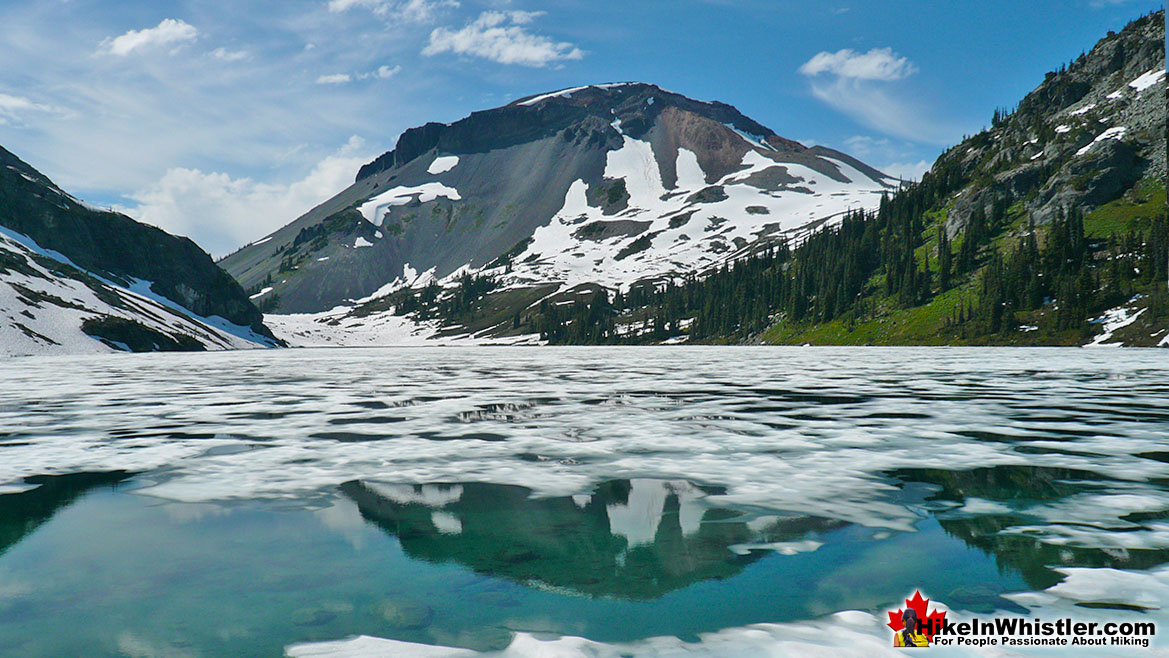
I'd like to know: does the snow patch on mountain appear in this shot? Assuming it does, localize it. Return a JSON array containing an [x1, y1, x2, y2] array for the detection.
[[724, 124, 776, 152], [605, 136, 666, 206], [517, 83, 636, 106], [1087, 297, 1147, 347], [122, 276, 276, 347], [518, 85, 594, 106], [509, 140, 889, 290], [0, 225, 274, 356], [358, 182, 462, 227], [1129, 68, 1166, 93], [265, 307, 541, 347], [1076, 126, 1127, 157], [427, 156, 459, 175], [265, 308, 444, 347], [675, 149, 706, 189]]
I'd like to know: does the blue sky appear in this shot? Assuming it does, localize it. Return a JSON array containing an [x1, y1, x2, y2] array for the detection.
[[0, 0, 1162, 256]]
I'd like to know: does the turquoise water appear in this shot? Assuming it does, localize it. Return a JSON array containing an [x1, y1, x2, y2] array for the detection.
[[1, 347, 1168, 656], [0, 476, 1033, 657]]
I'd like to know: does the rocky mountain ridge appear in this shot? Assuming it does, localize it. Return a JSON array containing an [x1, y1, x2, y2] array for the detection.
[[0, 146, 279, 355], [942, 11, 1164, 235]]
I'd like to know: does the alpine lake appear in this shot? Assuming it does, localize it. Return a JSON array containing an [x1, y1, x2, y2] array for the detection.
[[1, 346, 1167, 656]]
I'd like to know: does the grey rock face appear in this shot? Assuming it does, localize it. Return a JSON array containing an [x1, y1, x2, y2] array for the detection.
[[1032, 139, 1142, 225], [942, 10, 1164, 237]]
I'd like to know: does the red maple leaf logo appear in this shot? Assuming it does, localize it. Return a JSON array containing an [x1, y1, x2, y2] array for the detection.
[[887, 590, 947, 640]]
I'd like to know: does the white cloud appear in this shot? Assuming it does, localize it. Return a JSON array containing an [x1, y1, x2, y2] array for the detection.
[[373, 64, 400, 78], [807, 77, 950, 143], [328, 0, 379, 11], [843, 135, 891, 156], [839, 137, 932, 180], [119, 137, 374, 257], [328, 0, 458, 22], [879, 160, 932, 181], [0, 3, 405, 200], [359, 64, 401, 80], [210, 47, 249, 62], [798, 47, 953, 144], [0, 93, 52, 125], [316, 73, 353, 84], [399, 0, 460, 21], [843, 135, 914, 161], [423, 11, 583, 67], [316, 65, 400, 84], [98, 19, 198, 56], [799, 47, 917, 81]]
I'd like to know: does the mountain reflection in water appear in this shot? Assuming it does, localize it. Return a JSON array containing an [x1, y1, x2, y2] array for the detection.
[[341, 478, 845, 600], [0, 471, 131, 556], [894, 465, 1169, 596]]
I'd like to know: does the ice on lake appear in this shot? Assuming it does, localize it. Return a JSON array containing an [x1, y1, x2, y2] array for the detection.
[[0, 346, 1167, 655]]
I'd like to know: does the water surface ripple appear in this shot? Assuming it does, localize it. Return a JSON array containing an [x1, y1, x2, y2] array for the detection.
[[3, 347, 1169, 536]]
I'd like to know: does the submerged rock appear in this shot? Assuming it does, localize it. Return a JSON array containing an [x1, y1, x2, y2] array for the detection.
[[472, 590, 522, 609], [947, 583, 1028, 614], [432, 626, 515, 652], [290, 601, 353, 627], [376, 598, 433, 629], [290, 607, 337, 627]]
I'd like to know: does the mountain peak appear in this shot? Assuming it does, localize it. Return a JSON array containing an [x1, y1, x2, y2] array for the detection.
[[225, 82, 893, 319], [356, 82, 806, 181], [509, 82, 660, 107]]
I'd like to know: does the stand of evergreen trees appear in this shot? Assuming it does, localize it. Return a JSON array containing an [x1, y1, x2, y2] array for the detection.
[[955, 208, 1169, 336], [387, 271, 499, 322]]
